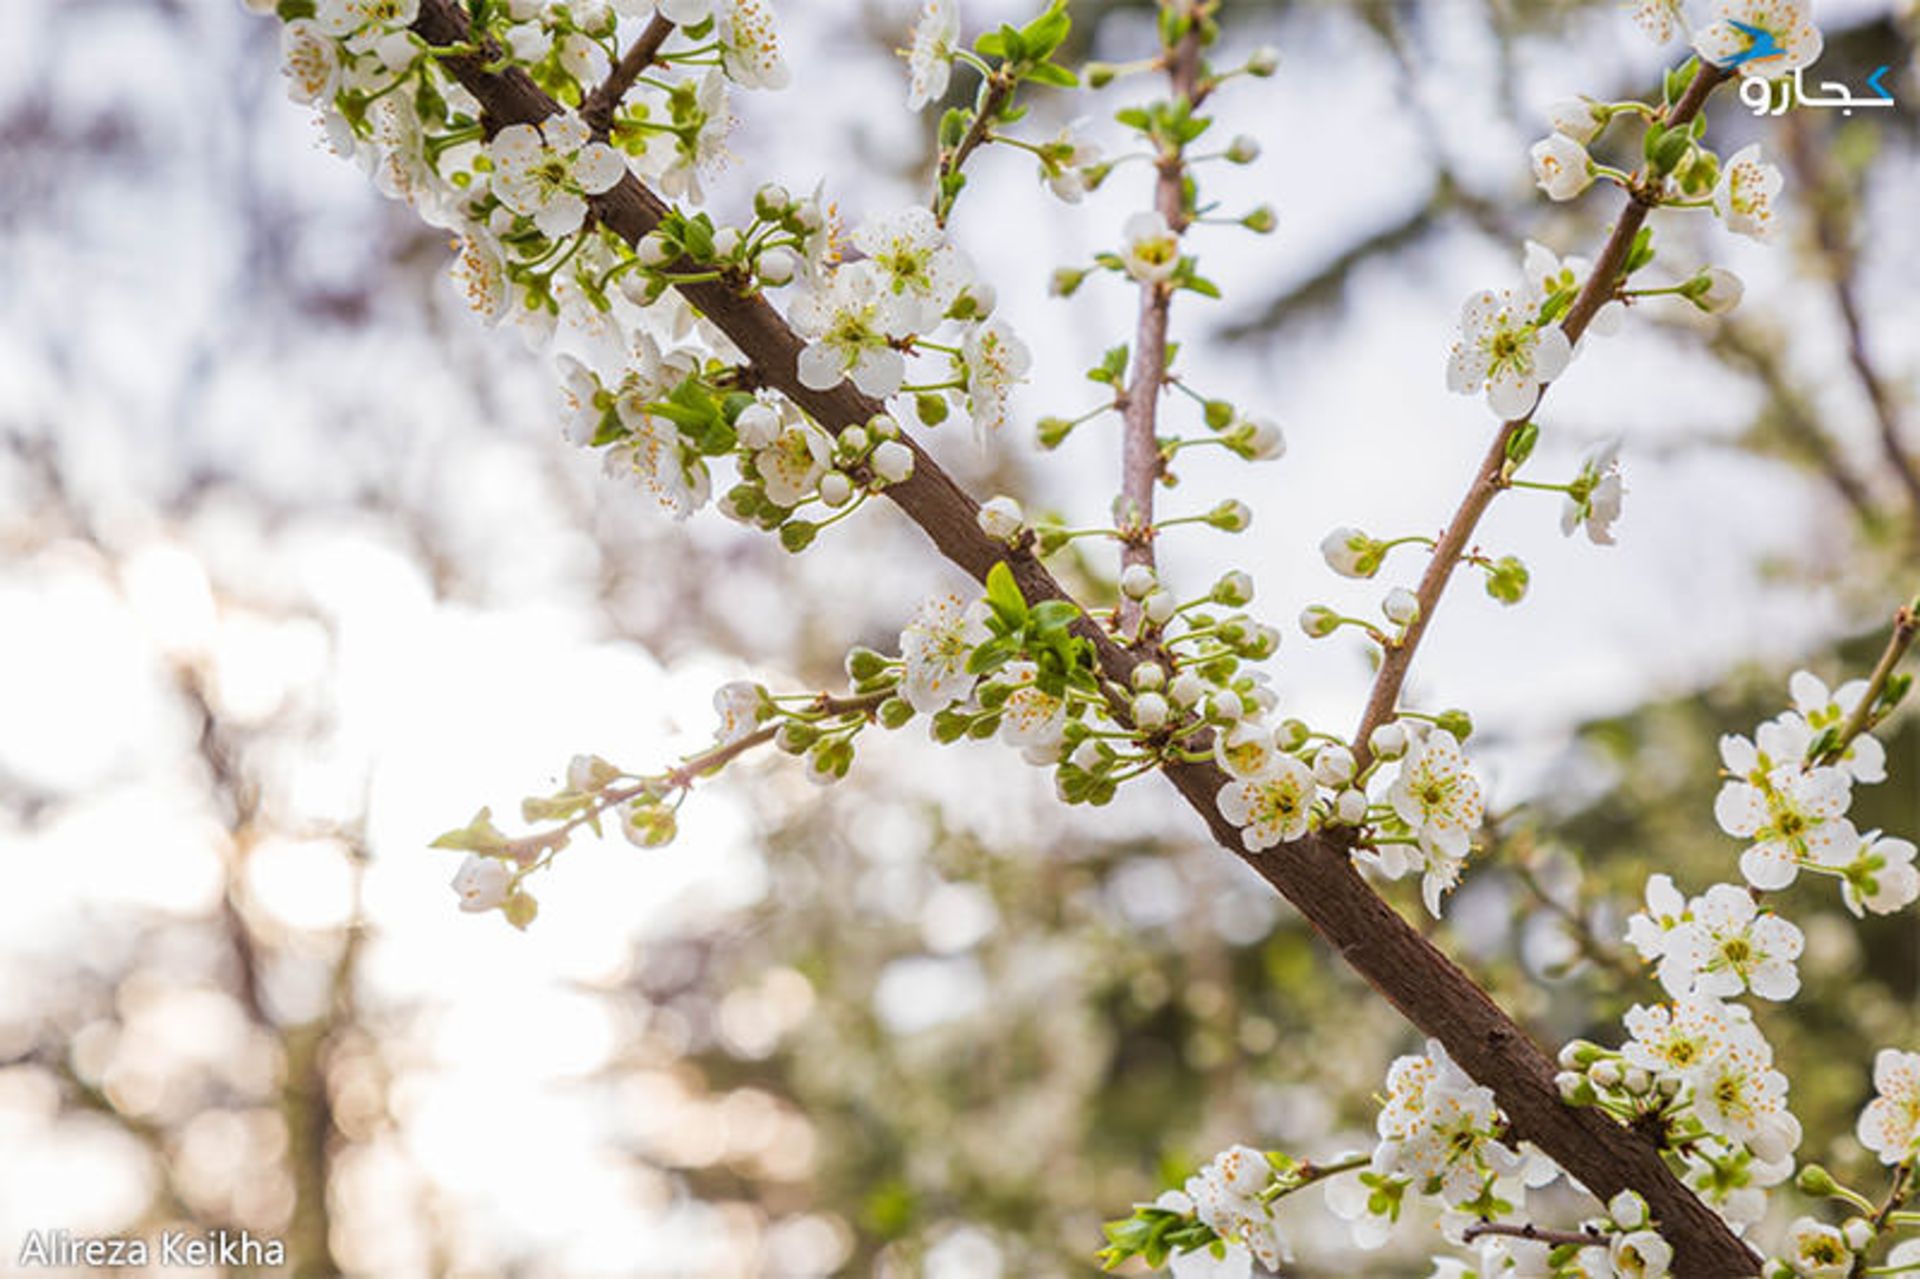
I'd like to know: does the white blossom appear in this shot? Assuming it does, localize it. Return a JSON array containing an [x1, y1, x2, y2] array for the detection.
[[790, 261, 910, 397], [608, 386, 706, 518], [899, 592, 990, 714], [1039, 123, 1103, 202], [1788, 670, 1887, 783], [1183, 1147, 1290, 1271], [961, 318, 1032, 435], [1713, 144, 1784, 241], [903, 0, 959, 110], [1625, 872, 1689, 963], [1856, 1048, 1920, 1164], [1374, 1040, 1519, 1208], [997, 664, 1066, 752], [1657, 883, 1803, 1001], [1837, 832, 1920, 918], [1630, 0, 1687, 43], [1120, 211, 1180, 284], [1388, 728, 1483, 863], [851, 206, 971, 331], [1214, 721, 1280, 780], [1561, 441, 1624, 545], [1779, 1218, 1852, 1278], [1530, 132, 1593, 201], [755, 424, 832, 507], [712, 680, 764, 744], [718, 0, 789, 89], [1446, 287, 1572, 420], [1714, 729, 1858, 889], [1612, 1230, 1673, 1279], [281, 19, 341, 103], [451, 229, 511, 324], [315, 0, 418, 41], [1216, 755, 1316, 852], [489, 113, 627, 238], [1693, 0, 1823, 76], [451, 854, 512, 912], [1689, 1039, 1796, 1154]]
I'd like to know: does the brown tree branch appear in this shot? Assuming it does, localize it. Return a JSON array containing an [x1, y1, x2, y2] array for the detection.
[[1349, 64, 1728, 773], [580, 13, 675, 140], [1115, 6, 1206, 639], [396, 5, 1759, 1269]]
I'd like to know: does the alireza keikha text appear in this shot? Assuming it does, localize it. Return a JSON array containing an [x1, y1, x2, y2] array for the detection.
[[17, 1228, 286, 1268]]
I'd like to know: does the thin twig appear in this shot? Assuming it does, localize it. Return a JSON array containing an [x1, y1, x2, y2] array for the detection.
[[1462, 1220, 1610, 1249], [1349, 63, 1728, 771], [581, 13, 675, 139], [1822, 595, 1918, 765], [1116, 3, 1207, 641]]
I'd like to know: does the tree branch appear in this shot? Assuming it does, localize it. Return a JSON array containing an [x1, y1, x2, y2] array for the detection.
[[396, 6, 1760, 1269], [580, 13, 675, 140], [1116, 6, 1206, 639], [1349, 63, 1728, 772]]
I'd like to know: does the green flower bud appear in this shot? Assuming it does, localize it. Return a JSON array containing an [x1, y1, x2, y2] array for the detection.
[[1299, 605, 1341, 639], [1484, 555, 1529, 605], [1206, 499, 1252, 532], [845, 646, 890, 683], [1050, 266, 1087, 297], [1211, 570, 1254, 606], [779, 519, 818, 553], [1036, 416, 1074, 449], [1241, 204, 1278, 234], [1433, 709, 1474, 741], [503, 891, 540, 930], [878, 696, 915, 730]]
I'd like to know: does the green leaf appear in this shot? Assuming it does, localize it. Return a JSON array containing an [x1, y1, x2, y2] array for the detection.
[[1019, 0, 1071, 59], [1023, 61, 1079, 88], [984, 560, 1029, 627]]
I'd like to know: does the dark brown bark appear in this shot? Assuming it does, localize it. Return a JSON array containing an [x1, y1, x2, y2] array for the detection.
[[399, 5, 1762, 1269]]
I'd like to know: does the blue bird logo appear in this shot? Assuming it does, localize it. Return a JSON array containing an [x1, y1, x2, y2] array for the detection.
[[1720, 19, 1785, 69]]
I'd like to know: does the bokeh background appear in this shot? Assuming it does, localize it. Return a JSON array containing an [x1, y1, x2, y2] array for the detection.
[[2, 0, 1918, 1274]]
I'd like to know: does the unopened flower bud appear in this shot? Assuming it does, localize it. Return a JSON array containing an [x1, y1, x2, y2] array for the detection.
[[1334, 788, 1368, 825], [1143, 590, 1177, 626], [1120, 564, 1158, 600], [871, 440, 914, 484], [1207, 499, 1252, 532], [712, 227, 742, 258], [1313, 744, 1356, 787], [1368, 722, 1409, 761], [451, 855, 512, 913], [757, 246, 798, 286], [1131, 661, 1166, 692], [818, 471, 853, 507], [637, 231, 673, 267], [1050, 266, 1087, 297], [1246, 45, 1279, 76], [1225, 135, 1260, 164], [1241, 204, 1277, 235], [735, 403, 781, 449], [1843, 1218, 1874, 1252], [1590, 1058, 1622, 1089], [978, 495, 1025, 542], [1320, 527, 1380, 578], [1608, 1190, 1648, 1231], [1132, 691, 1170, 731], [753, 182, 792, 220], [1300, 605, 1341, 639], [1275, 719, 1310, 751], [1383, 587, 1420, 627], [791, 198, 823, 232], [1169, 671, 1205, 707], [1209, 690, 1245, 722]]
